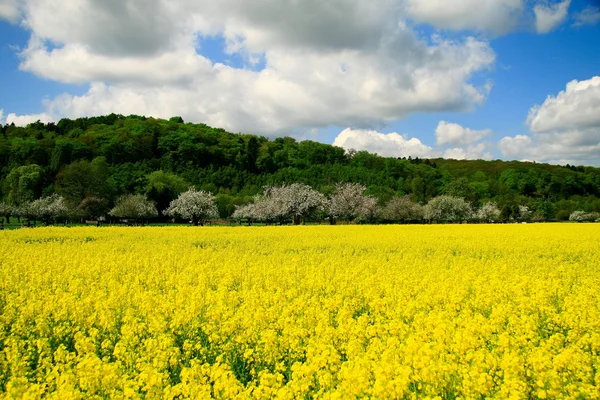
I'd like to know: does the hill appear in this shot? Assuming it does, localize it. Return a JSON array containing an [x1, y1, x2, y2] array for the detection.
[[1, 114, 599, 220]]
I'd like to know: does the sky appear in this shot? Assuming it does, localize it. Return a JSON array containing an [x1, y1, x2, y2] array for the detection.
[[0, 0, 599, 166]]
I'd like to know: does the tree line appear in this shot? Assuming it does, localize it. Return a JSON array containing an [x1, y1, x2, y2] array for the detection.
[[1, 183, 597, 228], [1, 114, 600, 225]]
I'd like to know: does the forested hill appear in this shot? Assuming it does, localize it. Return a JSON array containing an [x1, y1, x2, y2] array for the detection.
[[1, 114, 599, 220]]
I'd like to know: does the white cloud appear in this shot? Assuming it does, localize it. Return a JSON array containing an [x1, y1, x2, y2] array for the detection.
[[443, 143, 493, 160], [528, 76, 600, 133], [405, 0, 524, 34], [498, 76, 600, 166], [534, 0, 571, 33], [498, 135, 534, 158], [572, 6, 600, 27], [5, 0, 496, 135], [435, 121, 492, 146], [6, 0, 575, 138], [0, 0, 20, 22], [332, 128, 441, 158], [6, 112, 53, 126]]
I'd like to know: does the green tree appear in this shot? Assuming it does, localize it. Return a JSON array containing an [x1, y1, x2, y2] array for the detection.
[[56, 157, 112, 205], [144, 171, 189, 215], [6, 164, 43, 205]]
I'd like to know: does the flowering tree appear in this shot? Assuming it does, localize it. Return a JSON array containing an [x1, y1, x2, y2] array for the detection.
[[109, 194, 158, 224], [232, 184, 327, 225], [15, 202, 37, 226], [270, 183, 327, 225], [517, 205, 532, 222], [0, 202, 13, 224], [381, 196, 424, 223], [30, 194, 70, 225], [569, 210, 600, 222], [165, 188, 218, 226], [329, 182, 376, 224], [424, 196, 472, 223], [231, 195, 267, 225], [475, 202, 501, 223]]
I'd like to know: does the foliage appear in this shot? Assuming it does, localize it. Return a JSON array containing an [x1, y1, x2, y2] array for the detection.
[[5, 164, 43, 205], [475, 202, 501, 223], [1, 115, 600, 220], [381, 195, 424, 223], [424, 195, 472, 222], [165, 188, 219, 226], [329, 182, 376, 223], [29, 194, 69, 224], [0, 225, 599, 398], [144, 170, 190, 215], [78, 196, 110, 220], [569, 210, 600, 222], [109, 194, 158, 221]]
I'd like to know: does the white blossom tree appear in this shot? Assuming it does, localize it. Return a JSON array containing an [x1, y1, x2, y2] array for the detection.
[[475, 202, 501, 223], [273, 183, 327, 225], [0, 202, 14, 225], [15, 201, 37, 226], [231, 197, 262, 225], [165, 188, 218, 226], [517, 205, 532, 222], [382, 196, 424, 223], [110, 194, 158, 224], [328, 182, 376, 224], [424, 196, 472, 223], [569, 210, 599, 222], [30, 194, 70, 225]]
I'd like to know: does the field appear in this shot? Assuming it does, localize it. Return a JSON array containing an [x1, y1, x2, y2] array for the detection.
[[1, 225, 599, 399]]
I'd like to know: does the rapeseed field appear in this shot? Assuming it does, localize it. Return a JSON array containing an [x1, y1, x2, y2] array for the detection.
[[0, 224, 599, 399]]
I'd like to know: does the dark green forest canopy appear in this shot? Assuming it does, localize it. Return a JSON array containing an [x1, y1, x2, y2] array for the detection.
[[1, 114, 599, 220]]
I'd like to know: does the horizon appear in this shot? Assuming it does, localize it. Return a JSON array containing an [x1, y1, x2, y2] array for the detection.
[[0, 0, 599, 166]]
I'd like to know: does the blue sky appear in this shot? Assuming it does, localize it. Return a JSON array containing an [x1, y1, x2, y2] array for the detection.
[[0, 0, 599, 165]]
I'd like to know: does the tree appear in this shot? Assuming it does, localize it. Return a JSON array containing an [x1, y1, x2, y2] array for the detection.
[[381, 196, 424, 223], [144, 171, 189, 215], [78, 196, 109, 221], [15, 201, 37, 226], [165, 188, 218, 226], [6, 164, 43, 206], [475, 202, 501, 223], [267, 183, 327, 225], [109, 194, 158, 223], [569, 210, 599, 222], [329, 182, 376, 224], [517, 205, 532, 222], [30, 194, 70, 225], [0, 202, 13, 224], [57, 157, 111, 205], [444, 177, 476, 203], [424, 196, 472, 223]]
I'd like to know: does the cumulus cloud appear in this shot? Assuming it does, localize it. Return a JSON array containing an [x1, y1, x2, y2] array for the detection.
[[5, 0, 578, 138], [534, 0, 571, 33], [443, 143, 494, 160], [405, 0, 524, 35], [499, 76, 600, 166], [435, 121, 492, 146], [498, 135, 534, 158], [4, 0, 497, 135], [527, 76, 600, 133], [5, 112, 53, 126], [572, 6, 600, 27], [0, 109, 4, 124], [332, 128, 441, 158], [0, 0, 20, 22]]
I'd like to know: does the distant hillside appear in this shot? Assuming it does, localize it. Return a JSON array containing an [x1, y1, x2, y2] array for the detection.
[[1, 114, 599, 220]]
